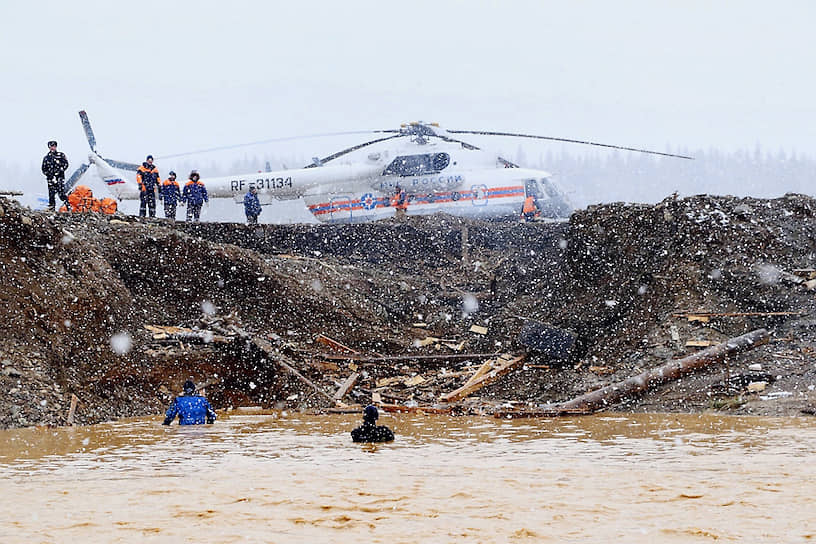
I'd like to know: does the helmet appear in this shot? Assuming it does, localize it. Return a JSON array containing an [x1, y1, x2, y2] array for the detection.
[[363, 405, 379, 423]]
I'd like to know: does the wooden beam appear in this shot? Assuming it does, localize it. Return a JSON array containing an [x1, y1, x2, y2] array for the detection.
[[439, 354, 526, 403], [333, 372, 360, 402]]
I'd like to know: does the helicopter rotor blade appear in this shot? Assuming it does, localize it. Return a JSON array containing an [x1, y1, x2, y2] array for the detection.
[[447, 130, 694, 160], [65, 163, 90, 193], [105, 158, 141, 172], [78, 110, 97, 152], [156, 130, 395, 160], [304, 134, 406, 168]]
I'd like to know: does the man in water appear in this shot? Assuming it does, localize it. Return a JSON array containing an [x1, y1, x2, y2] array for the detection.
[[163, 380, 217, 425], [351, 405, 394, 443]]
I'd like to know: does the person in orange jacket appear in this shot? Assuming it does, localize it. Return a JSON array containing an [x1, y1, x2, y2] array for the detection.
[[136, 155, 160, 218], [521, 195, 540, 222], [390, 185, 408, 220]]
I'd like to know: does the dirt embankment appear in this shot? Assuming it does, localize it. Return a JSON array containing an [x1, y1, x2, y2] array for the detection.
[[1, 193, 815, 429]]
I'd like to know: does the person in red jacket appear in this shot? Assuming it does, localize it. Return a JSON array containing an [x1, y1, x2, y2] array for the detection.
[[136, 155, 160, 218]]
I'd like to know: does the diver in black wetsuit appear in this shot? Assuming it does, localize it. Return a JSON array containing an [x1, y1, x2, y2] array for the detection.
[[351, 405, 394, 443]]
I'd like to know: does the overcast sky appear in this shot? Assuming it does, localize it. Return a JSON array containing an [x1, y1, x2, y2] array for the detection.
[[2, 0, 815, 173]]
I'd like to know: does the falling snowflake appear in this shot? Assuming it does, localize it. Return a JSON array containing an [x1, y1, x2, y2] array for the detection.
[[110, 332, 132, 355]]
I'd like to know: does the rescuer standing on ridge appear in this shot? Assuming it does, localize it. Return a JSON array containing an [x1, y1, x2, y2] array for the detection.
[[136, 155, 160, 218], [182, 170, 208, 222], [159, 170, 182, 221], [243, 186, 262, 224], [41, 140, 69, 211], [163, 380, 217, 425]]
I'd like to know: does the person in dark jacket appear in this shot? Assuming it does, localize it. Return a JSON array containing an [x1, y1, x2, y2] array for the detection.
[[243, 186, 262, 224], [163, 380, 217, 425], [351, 405, 394, 443], [159, 170, 182, 221], [182, 171, 208, 222], [136, 155, 160, 218], [41, 140, 69, 211]]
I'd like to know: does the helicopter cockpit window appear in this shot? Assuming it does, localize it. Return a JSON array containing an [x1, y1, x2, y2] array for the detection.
[[383, 153, 451, 177]]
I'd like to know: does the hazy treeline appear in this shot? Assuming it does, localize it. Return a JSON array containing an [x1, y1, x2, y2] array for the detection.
[[2, 147, 812, 210], [520, 147, 814, 208]]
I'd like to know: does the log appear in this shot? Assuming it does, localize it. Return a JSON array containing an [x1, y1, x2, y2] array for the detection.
[[523, 328, 769, 416], [333, 372, 360, 402], [439, 354, 526, 403]]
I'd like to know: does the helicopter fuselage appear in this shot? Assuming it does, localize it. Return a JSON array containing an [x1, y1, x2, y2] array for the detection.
[[89, 127, 573, 223]]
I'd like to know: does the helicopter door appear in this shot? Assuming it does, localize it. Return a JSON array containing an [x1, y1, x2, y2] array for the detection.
[[524, 178, 542, 198], [471, 184, 488, 206], [329, 195, 352, 221]]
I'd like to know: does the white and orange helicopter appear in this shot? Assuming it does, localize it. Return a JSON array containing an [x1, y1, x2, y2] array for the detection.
[[66, 110, 692, 223]]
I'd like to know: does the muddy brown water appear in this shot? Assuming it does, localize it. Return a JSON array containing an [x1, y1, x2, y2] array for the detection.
[[1, 412, 814, 543]]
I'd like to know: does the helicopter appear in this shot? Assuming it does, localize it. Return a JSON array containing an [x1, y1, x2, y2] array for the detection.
[[67, 111, 692, 223]]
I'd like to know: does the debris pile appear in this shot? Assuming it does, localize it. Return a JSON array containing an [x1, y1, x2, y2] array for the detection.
[[1, 192, 815, 429]]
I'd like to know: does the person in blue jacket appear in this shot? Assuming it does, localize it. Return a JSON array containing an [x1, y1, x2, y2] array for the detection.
[[159, 171, 183, 221], [163, 380, 217, 425], [182, 171, 208, 222], [243, 186, 262, 224]]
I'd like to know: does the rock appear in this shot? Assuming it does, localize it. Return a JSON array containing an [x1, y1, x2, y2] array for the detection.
[[1, 367, 21, 378], [747, 381, 767, 393], [748, 363, 762, 371]]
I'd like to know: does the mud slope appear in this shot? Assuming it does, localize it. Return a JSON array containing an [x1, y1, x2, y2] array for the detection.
[[1, 193, 815, 429]]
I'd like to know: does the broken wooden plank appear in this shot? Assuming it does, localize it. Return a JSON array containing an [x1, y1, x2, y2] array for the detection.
[[315, 334, 359, 354], [539, 328, 769, 415], [463, 358, 496, 388], [469, 325, 488, 335], [439, 354, 526, 403], [333, 372, 360, 402], [685, 340, 718, 347]]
